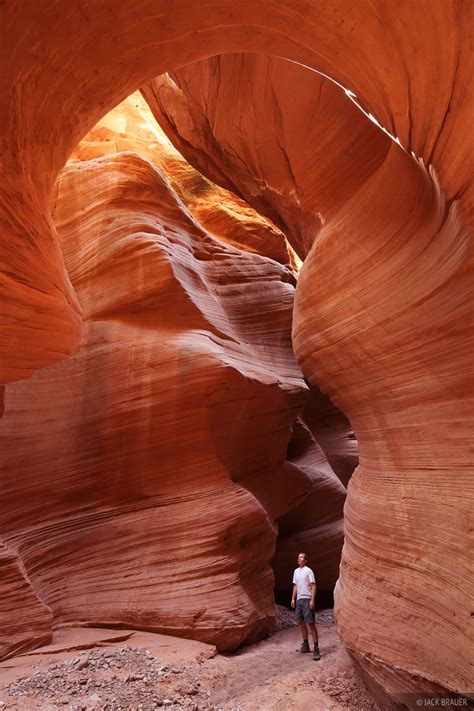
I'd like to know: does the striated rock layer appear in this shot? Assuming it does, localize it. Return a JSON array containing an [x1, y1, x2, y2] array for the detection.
[[145, 52, 473, 702], [0, 146, 307, 656], [272, 376, 359, 596], [1, 0, 470, 382], [70, 92, 296, 268], [142, 56, 389, 259], [272, 416, 347, 596], [0, 93, 351, 659], [0, 543, 53, 660], [302, 387, 358, 489], [294, 141, 473, 701], [0, 1, 471, 704]]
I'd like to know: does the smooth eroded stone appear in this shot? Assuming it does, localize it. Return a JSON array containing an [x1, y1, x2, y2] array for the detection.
[[0, 542, 53, 659], [0, 2, 470, 703], [1, 146, 306, 652]]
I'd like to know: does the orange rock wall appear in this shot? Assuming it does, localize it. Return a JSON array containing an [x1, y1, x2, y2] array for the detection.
[[0, 543, 53, 659], [70, 93, 295, 268], [1, 0, 470, 382], [1, 92, 349, 660], [303, 388, 358, 489], [142, 57, 389, 258], [0, 1, 471, 704], [294, 141, 472, 698], [0, 146, 306, 657], [273, 417, 347, 594], [144, 51, 473, 701]]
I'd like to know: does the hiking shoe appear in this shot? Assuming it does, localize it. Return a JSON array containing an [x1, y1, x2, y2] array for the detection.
[[313, 645, 321, 660], [298, 641, 311, 653]]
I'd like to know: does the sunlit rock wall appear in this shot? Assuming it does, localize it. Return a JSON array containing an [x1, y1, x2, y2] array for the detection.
[[144, 51, 473, 702], [0, 2, 471, 704], [1, 93, 349, 660], [0, 144, 306, 656], [142, 56, 389, 259]]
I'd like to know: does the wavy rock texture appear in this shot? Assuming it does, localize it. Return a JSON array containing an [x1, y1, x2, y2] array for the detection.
[[1, 0, 470, 381], [0, 144, 308, 654], [0, 1, 471, 705], [0, 94, 349, 659], [273, 417, 347, 595], [294, 142, 473, 701], [0, 543, 53, 660], [145, 52, 473, 702], [272, 379, 359, 596], [70, 92, 296, 268], [303, 388, 358, 489], [142, 58, 390, 259]]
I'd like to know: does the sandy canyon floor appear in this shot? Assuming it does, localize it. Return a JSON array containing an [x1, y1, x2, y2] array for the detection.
[[0, 608, 379, 711]]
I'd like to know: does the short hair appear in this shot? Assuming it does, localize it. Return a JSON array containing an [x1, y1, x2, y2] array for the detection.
[[298, 552, 308, 560]]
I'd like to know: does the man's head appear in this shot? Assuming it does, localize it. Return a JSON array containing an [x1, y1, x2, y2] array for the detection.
[[297, 552, 307, 567]]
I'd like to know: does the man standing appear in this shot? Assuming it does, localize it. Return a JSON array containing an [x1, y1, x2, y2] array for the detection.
[[291, 552, 320, 660]]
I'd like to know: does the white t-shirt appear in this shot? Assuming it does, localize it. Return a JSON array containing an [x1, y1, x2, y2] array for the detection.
[[293, 566, 316, 599]]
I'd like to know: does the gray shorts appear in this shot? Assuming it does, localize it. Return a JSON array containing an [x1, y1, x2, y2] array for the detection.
[[295, 597, 315, 624]]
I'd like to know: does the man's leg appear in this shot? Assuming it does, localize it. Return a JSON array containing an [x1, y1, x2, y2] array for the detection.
[[308, 623, 318, 644], [296, 602, 311, 652], [306, 618, 320, 660]]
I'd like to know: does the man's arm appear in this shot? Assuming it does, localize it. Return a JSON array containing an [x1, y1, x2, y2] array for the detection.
[[310, 582, 316, 609], [291, 583, 297, 608]]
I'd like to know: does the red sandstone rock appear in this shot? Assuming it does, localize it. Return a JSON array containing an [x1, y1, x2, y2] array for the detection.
[[1, 0, 470, 381], [142, 58, 389, 259], [303, 387, 358, 489], [1, 140, 307, 653], [272, 378, 359, 594], [145, 50, 473, 702], [293, 141, 472, 700], [0, 543, 53, 659], [0, 95, 350, 659], [70, 93, 295, 267], [0, 1, 471, 704], [273, 418, 347, 593]]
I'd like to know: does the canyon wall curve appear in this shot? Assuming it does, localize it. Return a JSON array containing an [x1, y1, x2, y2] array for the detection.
[[1, 93, 350, 663], [140, 50, 472, 701], [1, 1, 472, 707], [1, 110, 307, 656], [1, 0, 471, 382]]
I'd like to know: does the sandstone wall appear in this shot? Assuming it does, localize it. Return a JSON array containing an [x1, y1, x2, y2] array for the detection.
[[1, 1, 470, 381], [144, 50, 472, 702], [0, 144, 306, 657], [0, 1, 470, 704]]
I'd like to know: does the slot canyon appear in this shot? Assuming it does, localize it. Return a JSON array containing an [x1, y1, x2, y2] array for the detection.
[[0, 2, 472, 710]]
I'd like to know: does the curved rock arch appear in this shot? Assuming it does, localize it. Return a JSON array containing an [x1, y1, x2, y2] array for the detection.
[[0, 0, 471, 704], [0, 0, 470, 382]]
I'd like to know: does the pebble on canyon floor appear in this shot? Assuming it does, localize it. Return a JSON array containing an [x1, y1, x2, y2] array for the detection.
[[5, 646, 217, 710]]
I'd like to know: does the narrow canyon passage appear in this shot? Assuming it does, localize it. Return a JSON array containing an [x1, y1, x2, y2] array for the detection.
[[0, 87, 354, 662], [0, 94, 305, 651], [0, 89, 360, 711], [0, 3, 471, 710]]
